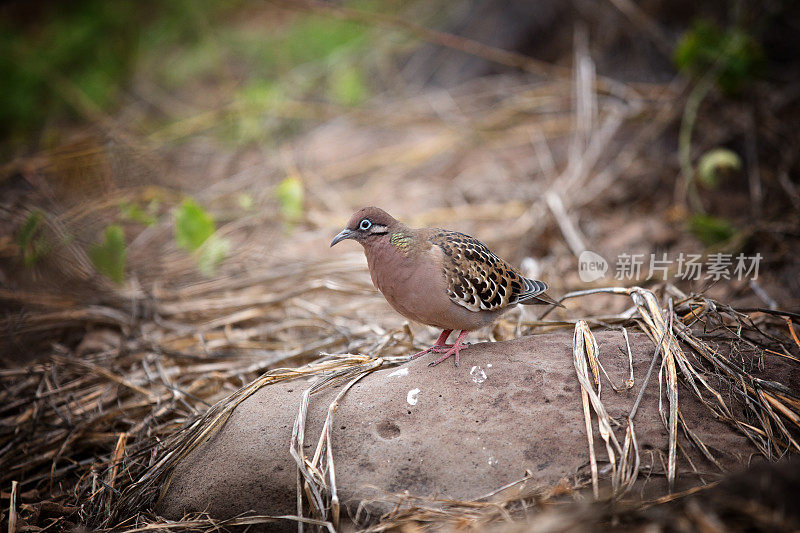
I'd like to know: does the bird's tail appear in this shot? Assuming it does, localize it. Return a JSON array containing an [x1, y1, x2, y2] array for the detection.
[[519, 277, 565, 308], [522, 290, 565, 308]]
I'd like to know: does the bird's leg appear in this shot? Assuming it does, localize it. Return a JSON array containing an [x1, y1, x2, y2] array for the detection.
[[429, 330, 470, 367], [410, 329, 452, 359], [428, 329, 458, 352]]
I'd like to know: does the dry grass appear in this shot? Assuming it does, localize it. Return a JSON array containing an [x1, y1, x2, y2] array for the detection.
[[1, 282, 797, 531]]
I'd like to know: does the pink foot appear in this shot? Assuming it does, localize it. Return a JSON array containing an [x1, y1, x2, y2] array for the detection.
[[429, 344, 455, 352], [429, 330, 470, 367], [411, 329, 452, 359]]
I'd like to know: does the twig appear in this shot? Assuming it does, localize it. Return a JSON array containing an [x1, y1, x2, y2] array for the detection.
[[8, 480, 17, 533], [607, 0, 674, 58], [679, 75, 715, 213], [545, 191, 587, 257]]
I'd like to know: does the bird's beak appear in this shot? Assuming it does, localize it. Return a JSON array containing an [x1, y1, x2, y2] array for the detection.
[[330, 228, 354, 247]]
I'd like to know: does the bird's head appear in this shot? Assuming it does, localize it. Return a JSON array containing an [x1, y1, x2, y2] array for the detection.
[[330, 206, 398, 247]]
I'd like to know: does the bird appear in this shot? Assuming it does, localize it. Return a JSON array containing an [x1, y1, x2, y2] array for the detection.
[[330, 207, 560, 367]]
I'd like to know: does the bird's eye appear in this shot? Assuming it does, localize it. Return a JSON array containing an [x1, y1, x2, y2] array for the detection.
[[359, 219, 372, 230]]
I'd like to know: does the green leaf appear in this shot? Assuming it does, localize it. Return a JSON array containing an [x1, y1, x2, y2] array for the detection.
[[275, 176, 304, 223], [329, 64, 367, 106], [237, 193, 254, 211], [697, 148, 741, 189], [120, 201, 157, 226], [174, 198, 215, 251], [17, 209, 49, 266], [688, 214, 737, 246], [283, 16, 368, 65], [674, 20, 764, 94], [89, 225, 127, 284], [197, 235, 230, 277], [237, 80, 283, 112], [18, 209, 43, 248]]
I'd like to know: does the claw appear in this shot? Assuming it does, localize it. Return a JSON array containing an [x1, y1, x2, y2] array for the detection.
[[430, 344, 455, 352], [426, 330, 470, 367], [412, 330, 471, 367], [410, 347, 433, 359], [410, 329, 453, 359]]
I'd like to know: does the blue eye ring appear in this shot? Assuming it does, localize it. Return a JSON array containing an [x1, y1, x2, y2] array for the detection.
[[359, 219, 372, 230]]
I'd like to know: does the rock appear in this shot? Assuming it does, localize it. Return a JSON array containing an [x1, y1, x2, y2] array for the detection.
[[157, 330, 783, 527]]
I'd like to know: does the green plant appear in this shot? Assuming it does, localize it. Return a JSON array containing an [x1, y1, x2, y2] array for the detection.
[[674, 20, 763, 213], [0, 1, 143, 149], [196, 235, 231, 277], [688, 214, 738, 246], [174, 198, 216, 252], [89, 225, 127, 284], [275, 176, 304, 224], [282, 15, 369, 66], [120, 200, 158, 226], [17, 210, 49, 266], [674, 20, 764, 95], [237, 193, 254, 211], [329, 63, 368, 106], [174, 197, 228, 275], [697, 148, 742, 189], [0, 0, 245, 151]]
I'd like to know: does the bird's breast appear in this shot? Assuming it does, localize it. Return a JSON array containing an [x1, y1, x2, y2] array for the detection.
[[363, 241, 496, 331], [364, 240, 430, 312], [364, 240, 417, 301]]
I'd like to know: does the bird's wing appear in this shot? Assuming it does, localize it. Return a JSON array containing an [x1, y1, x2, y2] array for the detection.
[[429, 230, 547, 312]]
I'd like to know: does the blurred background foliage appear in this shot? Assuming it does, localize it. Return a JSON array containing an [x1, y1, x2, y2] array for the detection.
[[0, 0, 798, 290], [674, 18, 764, 95], [0, 0, 407, 283], [1, 0, 794, 153], [0, 0, 397, 154], [0, 0, 142, 148]]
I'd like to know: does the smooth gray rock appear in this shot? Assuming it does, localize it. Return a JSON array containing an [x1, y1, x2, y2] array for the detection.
[[158, 330, 783, 527]]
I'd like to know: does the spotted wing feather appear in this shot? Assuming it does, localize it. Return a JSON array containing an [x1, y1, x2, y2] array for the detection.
[[430, 230, 548, 312]]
